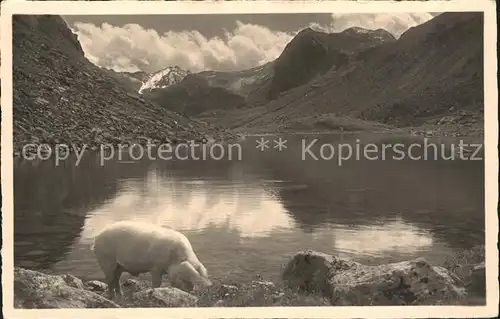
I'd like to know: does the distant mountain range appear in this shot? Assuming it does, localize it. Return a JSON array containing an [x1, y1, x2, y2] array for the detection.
[[130, 12, 481, 135], [108, 60, 275, 98], [110, 25, 399, 116]]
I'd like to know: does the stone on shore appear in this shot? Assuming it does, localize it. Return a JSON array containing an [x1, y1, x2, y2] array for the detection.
[[14, 268, 119, 308], [282, 250, 467, 306], [83, 280, 108, 293], [121, 278, 153, 297], [131, 288, 198, 308], [14, 267, 202, 308], [282, 250, 356, 295], [12, 246, 480, 309]]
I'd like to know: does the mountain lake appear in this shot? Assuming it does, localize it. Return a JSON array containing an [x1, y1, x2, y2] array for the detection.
[[13, 133, 485, 284]]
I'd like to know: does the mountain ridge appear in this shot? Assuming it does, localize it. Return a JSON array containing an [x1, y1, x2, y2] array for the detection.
[[137, 25, 397, 116], [138, 65, 191, 94], [194, 12, 483, 136], [258, 26, 397, 102]]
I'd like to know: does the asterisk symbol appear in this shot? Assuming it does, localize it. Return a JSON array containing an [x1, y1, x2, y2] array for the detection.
[[256, 137, 270, 152], [274, 137, 288, 151]]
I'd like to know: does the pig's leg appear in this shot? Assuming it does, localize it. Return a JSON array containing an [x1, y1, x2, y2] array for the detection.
[[112, 265, 124, 297], [151, 267, 164, 288], [96, 254, 120, 300], [104, 271, 116, 300]]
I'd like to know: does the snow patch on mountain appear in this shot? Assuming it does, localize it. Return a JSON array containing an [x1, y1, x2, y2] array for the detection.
[[138, 66, 190, 94], [198, 62, 274, 97]]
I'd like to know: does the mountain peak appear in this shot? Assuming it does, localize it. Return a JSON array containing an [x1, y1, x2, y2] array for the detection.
[[341, 26, 396, 41], [342, 26, 371, 34], [138, 66, 191, 94], [298, 27, 316, 34]]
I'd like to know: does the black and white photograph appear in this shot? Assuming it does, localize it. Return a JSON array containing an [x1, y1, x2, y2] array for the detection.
[[1, 0, 498, 318]]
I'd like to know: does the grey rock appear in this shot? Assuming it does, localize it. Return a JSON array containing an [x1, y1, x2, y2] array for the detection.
[[33, 97, 50, 106], [282, 250, 355, 296], [14, 268, 119, 309], [218, 284, 239, 297], [282, 250, 467, 306], [61, 274, 84, 289], [121, 278, 150, 294], [131, 288, 198, 308], [84, 280, 108, 292], [251, 280, 276, 291]]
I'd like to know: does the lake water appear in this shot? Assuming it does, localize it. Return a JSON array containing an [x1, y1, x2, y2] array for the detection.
[[13, 133, 485, 284]]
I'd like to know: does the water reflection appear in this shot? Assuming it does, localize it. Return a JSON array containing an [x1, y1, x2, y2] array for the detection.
[[13, 133, 484, 283], [251, 134, 485, 247], [79, 172, 295, 242], [14, 154, 126, 269], [332, 217, 434, 257]]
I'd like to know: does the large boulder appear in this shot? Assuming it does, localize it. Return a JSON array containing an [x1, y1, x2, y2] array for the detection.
[[282, 250, 467, 306], [121, 278, 152, 296], [14, 268, 119, 308], [282, 250, 357, 295], [330, 258, 467, 305]]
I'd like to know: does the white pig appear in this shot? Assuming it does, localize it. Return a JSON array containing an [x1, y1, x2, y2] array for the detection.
[[91, 220, 212, 299]]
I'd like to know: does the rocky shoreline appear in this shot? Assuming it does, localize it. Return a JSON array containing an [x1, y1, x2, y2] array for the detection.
[[12, 119, 483, 160], [13, 248, 486, 309]]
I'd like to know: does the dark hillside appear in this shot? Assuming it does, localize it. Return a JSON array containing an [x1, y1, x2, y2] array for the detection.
[[142, 73, 247, 117], [251, 26, 396, 102], [12, 15, 233, 155], [102, 69, 146, 92]]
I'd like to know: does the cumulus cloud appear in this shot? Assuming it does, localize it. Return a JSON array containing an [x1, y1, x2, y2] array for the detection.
[[70, 13, 433, 74], [72, 21, 293, 73], [326, 13, 434, 38]]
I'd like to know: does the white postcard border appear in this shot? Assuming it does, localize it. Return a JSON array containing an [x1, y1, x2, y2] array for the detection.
[[1, 1, 498, 318]]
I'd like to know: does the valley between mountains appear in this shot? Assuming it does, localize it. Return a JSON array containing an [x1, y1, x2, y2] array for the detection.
[[13, 12, 483, 155]]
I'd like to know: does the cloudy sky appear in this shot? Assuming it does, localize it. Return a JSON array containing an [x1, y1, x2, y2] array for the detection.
[[63, 13, 438, 74]]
